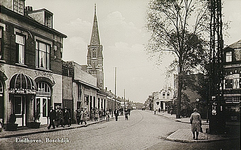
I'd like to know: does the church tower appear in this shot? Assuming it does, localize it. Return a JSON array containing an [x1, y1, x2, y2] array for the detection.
[[87, 5, 104, 90]]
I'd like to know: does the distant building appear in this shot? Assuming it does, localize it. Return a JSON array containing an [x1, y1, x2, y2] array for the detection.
[[85, 5, 104, 90], [153, 87, 174, 111]]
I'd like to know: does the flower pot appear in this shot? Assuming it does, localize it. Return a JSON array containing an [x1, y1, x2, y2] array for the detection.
[[28, 122, 40, 128], [6, 123, 18, 131]]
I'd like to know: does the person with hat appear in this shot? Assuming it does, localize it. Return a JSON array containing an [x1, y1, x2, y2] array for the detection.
[[63, 107, 71, 127], [190, 108, 202, 140], [47, 106, 56, 129]]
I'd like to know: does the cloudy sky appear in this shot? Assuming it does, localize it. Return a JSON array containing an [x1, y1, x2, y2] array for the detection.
[[26, 0, 241, 103]]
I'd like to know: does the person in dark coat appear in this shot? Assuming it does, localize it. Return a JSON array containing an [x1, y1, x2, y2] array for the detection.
[[114, 109, 119, 121], [76, 108, 81, 125], [47, 106, 56, 129], [63, 107, 71, 127]]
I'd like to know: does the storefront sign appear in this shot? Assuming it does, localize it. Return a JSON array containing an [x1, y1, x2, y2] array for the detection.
[[9, 88, 36, 94]]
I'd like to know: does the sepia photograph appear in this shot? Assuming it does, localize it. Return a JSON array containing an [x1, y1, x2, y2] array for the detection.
[[0, 0, 240, 149]]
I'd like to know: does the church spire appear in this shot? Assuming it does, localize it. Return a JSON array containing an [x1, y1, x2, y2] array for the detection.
[[90, 4, 100, 45]]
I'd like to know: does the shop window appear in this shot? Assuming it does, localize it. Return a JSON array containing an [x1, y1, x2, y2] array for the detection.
[[36, 41, 50, 70], [15, 34, 25, 64]]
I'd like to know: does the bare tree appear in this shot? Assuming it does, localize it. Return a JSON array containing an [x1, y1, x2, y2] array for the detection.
[[146, 0, 210, 118]]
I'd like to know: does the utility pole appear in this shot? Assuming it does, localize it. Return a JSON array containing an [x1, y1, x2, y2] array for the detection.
[[115, 67, 117, 110], [124, 89, 126, 116], [208, 0, 225, 134]]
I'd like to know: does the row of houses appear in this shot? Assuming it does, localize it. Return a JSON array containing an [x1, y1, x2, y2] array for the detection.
[[144, 40, 241, 122], [0, 0, 120, 128]]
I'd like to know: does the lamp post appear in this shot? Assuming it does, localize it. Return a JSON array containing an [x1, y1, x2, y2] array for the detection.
[[196, 98, 200, 110], [114, 67, 117, 110]]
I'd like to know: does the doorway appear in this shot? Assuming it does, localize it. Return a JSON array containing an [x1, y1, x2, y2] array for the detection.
[[14, 96, 26, 126], [36, 97, 50, 124]]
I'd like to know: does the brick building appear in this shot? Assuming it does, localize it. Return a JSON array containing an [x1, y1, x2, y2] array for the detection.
[[223, 40, 241, 122], [0, 0, 66, 127]]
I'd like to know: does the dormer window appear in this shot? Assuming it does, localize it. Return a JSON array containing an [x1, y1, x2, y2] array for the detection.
[[13, 0, 25, 15], [226, 51, 232, 62]]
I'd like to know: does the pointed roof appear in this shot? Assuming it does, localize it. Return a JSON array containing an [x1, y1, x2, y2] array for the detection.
[[90, 4, 100, 45]]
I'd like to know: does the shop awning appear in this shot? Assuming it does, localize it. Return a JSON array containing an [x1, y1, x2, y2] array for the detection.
[[9, 73, 36, 94]]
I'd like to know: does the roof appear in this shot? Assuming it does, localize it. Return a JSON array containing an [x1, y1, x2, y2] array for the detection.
[[0, 5, 67, 38]]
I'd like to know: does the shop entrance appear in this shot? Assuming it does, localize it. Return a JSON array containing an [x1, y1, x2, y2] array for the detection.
[[36, 97, 50, 124], [14, 96, 26, 126]]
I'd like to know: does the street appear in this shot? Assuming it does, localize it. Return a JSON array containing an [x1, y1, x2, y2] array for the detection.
[[0, 110, 239, 150]]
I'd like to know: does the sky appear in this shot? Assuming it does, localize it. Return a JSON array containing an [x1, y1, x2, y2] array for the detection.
[[26, 0, 241, 103]]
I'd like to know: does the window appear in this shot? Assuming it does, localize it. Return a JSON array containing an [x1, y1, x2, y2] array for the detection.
[[226, 51, 232, 62], [234, 48, 241, 61], [14, 97, 22, 115], [93, 50, 96, 58], [78, 84, 81, 101], [36, 82, 51, 96], [36, 41, 50, 70], [13, 0, 25, 15], [225, 79, 233, 89], [0, 27, 2, 59], [15, 34, 25, 64]]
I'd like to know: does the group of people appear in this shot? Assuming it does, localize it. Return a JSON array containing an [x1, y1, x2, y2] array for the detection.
[[47, 106, 71, 129], [75, 107, 88, 126]]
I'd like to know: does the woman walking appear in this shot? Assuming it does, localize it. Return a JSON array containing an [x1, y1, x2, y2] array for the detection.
[[190, 108, 202, 140]]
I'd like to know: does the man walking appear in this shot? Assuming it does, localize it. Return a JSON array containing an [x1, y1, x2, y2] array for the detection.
[[114, 109, 119, 121], [47, 106, 56, 129]]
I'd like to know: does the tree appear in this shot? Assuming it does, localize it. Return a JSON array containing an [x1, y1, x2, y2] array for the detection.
[[146, 0, 210, 118]]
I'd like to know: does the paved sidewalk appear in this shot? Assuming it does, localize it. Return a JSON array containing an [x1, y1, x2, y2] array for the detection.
[[152, 111, 240, 143], [0, 119, 109, 138]]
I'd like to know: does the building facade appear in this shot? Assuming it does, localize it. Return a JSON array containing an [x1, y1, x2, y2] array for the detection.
[[0, 0, 66, 127], [223, 40, 241, 122], [153, 88, 174, 112]]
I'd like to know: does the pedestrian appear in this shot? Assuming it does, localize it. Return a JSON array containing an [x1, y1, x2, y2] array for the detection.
[[158, 108, 161, 113], [114, 109, 119, 121], [190, 108, 202, 140], [83, 107, 88, 126], [94, 108, 99, 121], [47, 106, 56, 129], [55, 106, 63, 127], [76, 108, 81, 124], [125, 109, 128, 120], [106, 110, 110, 121], [63, 107, 71, 127], [79, 107, 84, 124]]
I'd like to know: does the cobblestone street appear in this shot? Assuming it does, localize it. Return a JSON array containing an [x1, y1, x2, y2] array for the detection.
[[0, 110, 239, 150]]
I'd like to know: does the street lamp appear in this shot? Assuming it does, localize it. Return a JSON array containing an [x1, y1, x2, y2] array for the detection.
[[196, 98, 199, 109]]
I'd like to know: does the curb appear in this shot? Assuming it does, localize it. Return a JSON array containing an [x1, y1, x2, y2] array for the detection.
[[165, 135, 239, 143], [0, 119, 107, 139]]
